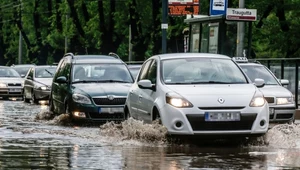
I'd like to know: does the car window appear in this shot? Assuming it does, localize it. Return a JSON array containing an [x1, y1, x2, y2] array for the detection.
[[162, 58, 248, 84], [240, 65, 279, 85], [28, 68, 34, 78], [138, 60, 152, 81], [147, 60, 157, 84], [54, 59, 66, 80], [72, 64, 133, 83], [35, 67, 57, 78], [12, 67, 31, 77]]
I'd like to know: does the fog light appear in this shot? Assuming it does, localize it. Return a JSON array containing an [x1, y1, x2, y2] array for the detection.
[[260, 120, 265, 127], [174, 121, 183, 129], [73, 112, 86, 118], [39, 100, 48, 105]]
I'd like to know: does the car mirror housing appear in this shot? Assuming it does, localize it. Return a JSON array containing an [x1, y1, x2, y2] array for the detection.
[[138, 79, 155, 91], [280, 79, 289, 86], [56, 76, 68, 84], [254, 78, 265, 88]]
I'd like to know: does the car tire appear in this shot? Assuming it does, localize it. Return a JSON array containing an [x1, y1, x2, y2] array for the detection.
[[23, 92, 30, 103], [152, 107, 162, 124], [49, 97, 55, 113], [31, 91, 39, 104], [124, 106, 131, 119]]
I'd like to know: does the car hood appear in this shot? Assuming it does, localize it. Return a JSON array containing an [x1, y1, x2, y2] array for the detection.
[[0, 78, 24, 84], [34, 78, 53, 87], [259, 85, 293, 97], [72, 83, 132, 97], [165, 84, 257, 107]]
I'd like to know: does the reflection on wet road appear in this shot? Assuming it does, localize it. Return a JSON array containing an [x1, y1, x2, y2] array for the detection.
[[1, 100, 300, 169]]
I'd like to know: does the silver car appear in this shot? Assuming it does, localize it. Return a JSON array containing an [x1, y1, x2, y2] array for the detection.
[[125, 53, 269, 136], [0, 66, 24, 99], [23, 65, 57, 104], [235, 57, 295, 124], [11, 64, 35, 78]]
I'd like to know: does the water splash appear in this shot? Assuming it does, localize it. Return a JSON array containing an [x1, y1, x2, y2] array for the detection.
[[264, 123, 300, 148], [99, 118, 168, 144], [35, 110, 73, 126]]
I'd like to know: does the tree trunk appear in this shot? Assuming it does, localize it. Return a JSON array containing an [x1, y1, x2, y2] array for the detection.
[[151, 0, 161, 55], [67, 0, 85, 38]]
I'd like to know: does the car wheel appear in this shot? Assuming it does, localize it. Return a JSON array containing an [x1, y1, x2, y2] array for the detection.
[[23, 92, 30, 103], [49, 97, 55, 113], [152, 107, 162, 124], [31, 91, 39, 104], [124, 106, 131, 119]]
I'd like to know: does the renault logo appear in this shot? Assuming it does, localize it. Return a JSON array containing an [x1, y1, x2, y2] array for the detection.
[[107, 95, 114, 100], [218, 98, 225, 104]]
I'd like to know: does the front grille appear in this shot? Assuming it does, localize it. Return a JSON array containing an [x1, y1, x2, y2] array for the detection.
[[276, 114, 293, 119], [186, 113, 257, 131], [199, 107, 245, 110], [7, 83, 22, 87], [270, 114, 274, 119], [9, 92, 22, 95], [88, 112, 125, 120], [265, 97, 275, 103], [93, 97, 126, 105]]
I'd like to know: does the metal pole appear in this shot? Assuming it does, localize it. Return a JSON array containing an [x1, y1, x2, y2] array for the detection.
[[18, 0, 22, 64], [162, 0, 168, 53], [236, 0, 245, 57], [247, 22, 252, 58], [129, 25, 132, 61], [64, 14, 68, 53]]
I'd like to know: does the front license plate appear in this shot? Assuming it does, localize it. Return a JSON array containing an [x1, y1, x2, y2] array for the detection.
[[205, 112, 241, 121], [99, 107, 123, 114], [9, 88, 22, 92], [269, 108, 274, 115]]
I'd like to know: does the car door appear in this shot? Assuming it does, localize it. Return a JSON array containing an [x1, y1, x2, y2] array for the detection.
[[138, 60, 157, 122], [129, 60, 152, 119], [24, 68, 34, 99], [52, 59, 67, 113]]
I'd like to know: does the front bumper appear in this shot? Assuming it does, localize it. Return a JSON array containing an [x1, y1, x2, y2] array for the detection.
[[0, 87, 23, 97], [158, 103, 269, 136], [269, 105, 295, 123], [68, 101, 125, 122], [34, 89, 51, 100]]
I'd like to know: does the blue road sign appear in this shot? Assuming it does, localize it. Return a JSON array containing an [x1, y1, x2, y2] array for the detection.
[[210, 0, 227, 16]]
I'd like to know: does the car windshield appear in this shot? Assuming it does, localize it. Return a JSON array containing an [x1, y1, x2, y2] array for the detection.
[[162, 58, 248, 84], [240, 65, 279, 85], [0, 68, 21, 78], [35, 67, 57, 78], [12, 67, 32, 77], [72, 64, 133, 83], [128, 66, 141, 79]]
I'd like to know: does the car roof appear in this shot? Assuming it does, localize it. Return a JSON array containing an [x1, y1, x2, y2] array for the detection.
[[152, 53, 231, 60], [72, 55, 125, 64], [11, 64, 35, 67], [238, 62, 264, 67], [0, 66, 13, 69]]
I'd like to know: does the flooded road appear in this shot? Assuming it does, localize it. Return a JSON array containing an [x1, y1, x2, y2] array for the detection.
[[1, 100, 300, 169]]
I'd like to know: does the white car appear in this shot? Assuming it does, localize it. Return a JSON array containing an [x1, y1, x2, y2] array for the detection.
[[234, 57, 295, 124], [124, 53, 269, 136]]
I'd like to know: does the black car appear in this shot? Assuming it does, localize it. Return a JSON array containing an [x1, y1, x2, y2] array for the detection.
[[49, 53, 134, 122]]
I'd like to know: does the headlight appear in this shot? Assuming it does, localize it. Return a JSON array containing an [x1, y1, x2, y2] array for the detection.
[[72, 93, 91, 104], [276, 97, 293, 105], [250, 97, 265, 107], [40, 86, 47, 90], [0, 83, 7, 88], [166, 92, 193, 108]]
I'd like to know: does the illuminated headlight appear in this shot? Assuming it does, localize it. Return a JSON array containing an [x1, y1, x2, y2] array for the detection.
[[0, 83, 7, 88], [40, 86, 47, 90], [276, 97, 293, 105], [166, 92, 193, 108], [72, 93, 91, 104], [250, 97, 265, 107]]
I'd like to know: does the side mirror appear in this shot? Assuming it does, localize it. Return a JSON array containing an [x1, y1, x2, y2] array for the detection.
[[56, 76, 68, 84], [138, 79, 156, 91], [27, 76, 33, 80], [280, 79, 289, 86], [254, 78, 265, 88]]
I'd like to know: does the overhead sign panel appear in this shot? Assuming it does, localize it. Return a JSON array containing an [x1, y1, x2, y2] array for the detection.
[[168, 0, 199, 16], [226, 8, 257, 21], [210, 0, 227, 16]]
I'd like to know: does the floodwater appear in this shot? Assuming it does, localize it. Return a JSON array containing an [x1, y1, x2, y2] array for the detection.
[[1, 100, 300, 169]]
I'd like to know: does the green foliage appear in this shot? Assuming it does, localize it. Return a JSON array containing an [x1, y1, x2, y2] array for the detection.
[[0, 0, 299, 66]]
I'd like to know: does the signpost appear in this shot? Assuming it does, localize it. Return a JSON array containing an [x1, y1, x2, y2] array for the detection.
[[210, 0, 227, 16], [168, 0, 199, 16], [226, 8, 257, 21]]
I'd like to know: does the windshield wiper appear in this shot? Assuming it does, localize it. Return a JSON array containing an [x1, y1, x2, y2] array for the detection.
[[45, 69, 53, 77], [190, 81, 237, 84], [97, 80, 131, 83], [72, 80, 91, 84]]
